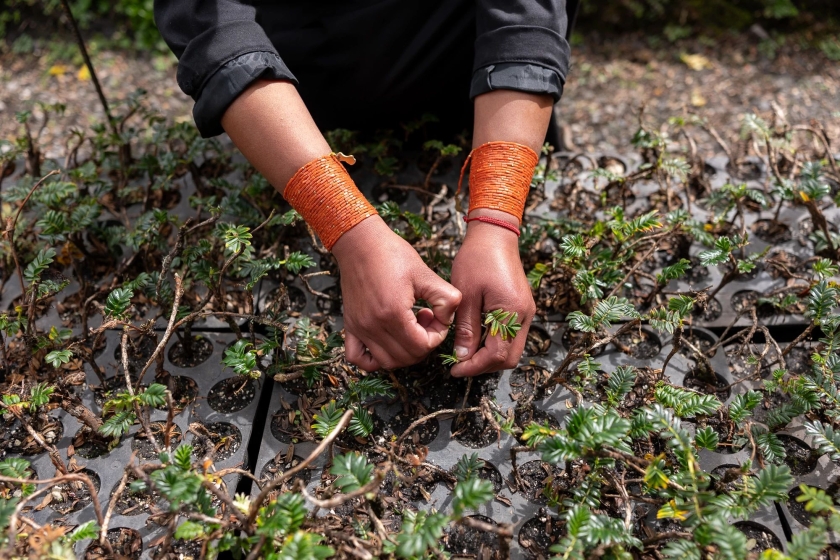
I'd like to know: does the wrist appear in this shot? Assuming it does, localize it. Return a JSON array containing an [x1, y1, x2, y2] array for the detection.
[[331, 215, 390, 264]]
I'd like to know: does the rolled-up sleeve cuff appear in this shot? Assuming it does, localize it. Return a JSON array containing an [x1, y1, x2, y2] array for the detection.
[[470, 63, 563, 101], [473, 24, 570, 90], [192, 51, 298, 138]]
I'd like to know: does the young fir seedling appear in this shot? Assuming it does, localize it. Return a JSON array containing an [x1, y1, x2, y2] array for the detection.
[[222, 339, 261, 380]]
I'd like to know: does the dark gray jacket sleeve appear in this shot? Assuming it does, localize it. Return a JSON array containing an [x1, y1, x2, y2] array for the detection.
[[470, 0, 570, 101], [153, 0, 297, 137]]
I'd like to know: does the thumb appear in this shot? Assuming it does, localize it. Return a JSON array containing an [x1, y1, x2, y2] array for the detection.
[[452, 292, 482, 363], [414, 269, 461, 328]]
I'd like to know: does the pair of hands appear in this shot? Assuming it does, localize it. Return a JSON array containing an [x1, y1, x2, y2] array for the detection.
[[332, 210, 535, 377]]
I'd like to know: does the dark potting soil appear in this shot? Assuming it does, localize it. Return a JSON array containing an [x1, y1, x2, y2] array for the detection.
[[514, 461, 567, 505], [711, 464, 753, 494], [72, 427, 113, 459], [678, 329, 716, 359], [752, 219, 792, 243], [561, 328, 600, 355], [615, 329, 661, 359], [451, 410, 497, 449], [509, 365, 555, 402], [93, 375, 142, 406], [387, 411, 440, 446], [777, 434, 818, 475], [766, 250, 806, 279], [683, 369, 731, 401], [514, 405, 561, 445], [167, 335, 213, 367], [477, 463, 503, 494], [113, 335, 157, 374], [701, 415, 744, 454], [338, 410, 386, 451], [266, 285, 307, 314], [443, 515, 501, 559], [49, 468, 100, 514], [726, 159, 763, 181], [524, 325, 552, 357], [259, 454, 311, 493], [316, 285, 343, 315], [207, 377, 256, 413], [270, 408, 309, 444], [518, 511, 565, 559], [4, 415, 64, 455], [380, 465, 440, 503], [190, 422, 242, 461], [112, 473, 162, 516], [718, 261, 763, 282], [730, 290, 774, 318], [372, 182, 410, 204], [691, 297, 722, 322], [784, 346, 813, 376], [132, 422, 183, 460], [85, 527, 142, 560], [154, 374, 198, 410], [684, 256, 711, 285], [734, 521, 783, 553], [154, 538, 203, 560]]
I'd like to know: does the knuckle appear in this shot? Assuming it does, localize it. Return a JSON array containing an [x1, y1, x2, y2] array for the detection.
[[492, 348, 509, 365], [454, 324, 474, 341]]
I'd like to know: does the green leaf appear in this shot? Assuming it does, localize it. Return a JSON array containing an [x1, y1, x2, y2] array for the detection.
[[277, 532, 334, 560], [605, 366, 636, 407], [45, 349, 73, 368], [452, 478, 495, 517], [331, 452, 374, 493], [104, 287, 133, 319], [348, 407, 375, 438], [453, 453, 485, 482], [174, 521, 206, 540], [257, 493, 307, 537], [695, 426, 719, 450], [395, 510, 447, 558], [484, 309, 521, 341], [284, 251, 316, 274], [311, 401, 345, 439], [527, 263, 549, 290], [139, 384, 168, 408], [805, 420, 840, 461]]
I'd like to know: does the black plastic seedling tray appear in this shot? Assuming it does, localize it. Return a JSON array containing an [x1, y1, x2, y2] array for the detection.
[[4, 330, 266, 558], [253, 320, 790, 559]]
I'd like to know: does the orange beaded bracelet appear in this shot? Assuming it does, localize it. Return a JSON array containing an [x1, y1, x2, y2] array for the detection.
[[283, 152, 377, 250], [458, 141, 539, 220]]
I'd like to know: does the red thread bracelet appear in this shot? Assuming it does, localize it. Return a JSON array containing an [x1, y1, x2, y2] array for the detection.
[[463, 215, 521, 236]]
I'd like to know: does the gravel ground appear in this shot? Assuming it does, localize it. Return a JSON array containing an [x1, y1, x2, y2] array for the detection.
[[1, 31, 838, 160]]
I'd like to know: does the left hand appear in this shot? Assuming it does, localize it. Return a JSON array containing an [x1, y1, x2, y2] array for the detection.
[[450, 209, 536, 377]]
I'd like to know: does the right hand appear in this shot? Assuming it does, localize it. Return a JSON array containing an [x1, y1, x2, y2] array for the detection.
[[332, 216, 462, 370]]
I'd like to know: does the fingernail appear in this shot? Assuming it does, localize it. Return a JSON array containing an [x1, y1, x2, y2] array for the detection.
[[455, 346, 469, 359]]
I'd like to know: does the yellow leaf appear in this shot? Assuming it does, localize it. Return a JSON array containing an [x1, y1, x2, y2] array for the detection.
[[799, 191, 810, 202], [680, 53, 712, 71], [77, 65, 91, 81], [48, 64, 68, 76], [690, 88, 707, 107], [703, 223, 714, 231]]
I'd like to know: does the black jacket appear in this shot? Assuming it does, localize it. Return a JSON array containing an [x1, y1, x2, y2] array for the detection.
[[154, 0, 571, 138]]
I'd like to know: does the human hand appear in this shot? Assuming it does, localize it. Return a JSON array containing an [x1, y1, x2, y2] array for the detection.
[[333, 216, 462, 370], [450, 209, 535, 377]]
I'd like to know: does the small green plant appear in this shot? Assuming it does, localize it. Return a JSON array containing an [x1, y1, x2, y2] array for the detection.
[[484, 309, 522, 341]]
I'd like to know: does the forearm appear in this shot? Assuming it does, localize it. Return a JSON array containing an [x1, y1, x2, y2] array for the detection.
[[469, 90, 553, 226], [221, 80, 331, 194], [472, 90, 553, 153]]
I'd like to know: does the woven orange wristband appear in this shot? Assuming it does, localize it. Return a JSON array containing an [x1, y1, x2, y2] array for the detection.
[[457, 141, 539, 220], [283, 153, 377, 250]]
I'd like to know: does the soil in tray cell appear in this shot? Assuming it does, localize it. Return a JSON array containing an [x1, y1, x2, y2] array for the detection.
[[387, 410, 440, 446], [711, 464, 754, 494], [72, 426, 114, 459], [189, 421, 242, 461], [451, 409, 498, 449], [152, 538, 203, 559], [561, 328, 604, 356], [85, 527, 142, 560], [683, 368, 731, 401], [270, 407, 309, 444], [684, 255, 712, 285], [337, 409, 386, 451], [777, 434, 818, 475], [3, 414, 64, 455], [679, 328, 717, 359], [509, 365, 556, 401], [718, 260, 763, 282], [524, 325, 552, 357], [734, 521, 783, 553], [265, 285, 307, 314], [167, 335, 214, 367], [513, 460, 573, 505], [380, 464, 440, 503], [316, 285, 343, 315], [207, 377, 256, 413], [518, 510, 565, 560], [614, 328, 662, 359], [112, 472, 164, 516], [730, 290, 775, 318], [153, 373, 198, 410], [259, 454, 312, 495], [113, 335, 157, 374], [93, 375, 145, 406], [48, 468, 100, 514], [751, 219, 792, 243], [818, 545, 840, 560], [700, 415, 744, 454], [691, 297, 723, 322], [443, 515, 501, 559], [132, 422, 183, 460], [514, 405, 561, 445]]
